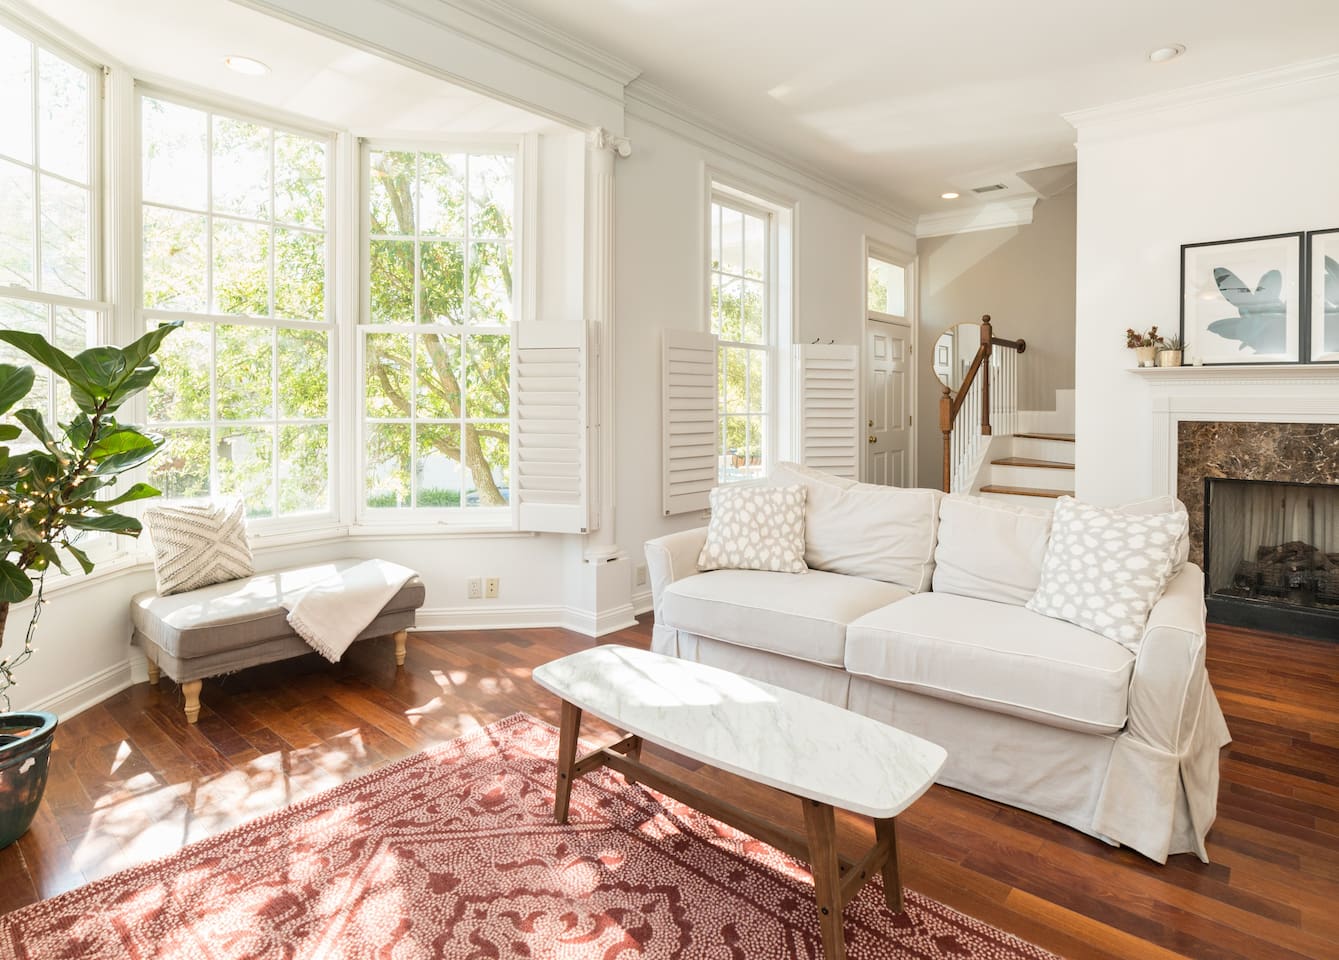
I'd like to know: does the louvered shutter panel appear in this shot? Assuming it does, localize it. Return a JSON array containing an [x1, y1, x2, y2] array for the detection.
[[798, 343, 860, 480], [513, 322, 587, 533], [662, 330, 718, 516]]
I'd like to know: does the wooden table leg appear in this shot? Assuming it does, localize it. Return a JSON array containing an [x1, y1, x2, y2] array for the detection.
[[393, 630, 407, 666], [553, 699, 583, 824], [802, 798, 847, 960], [874, 817, 903, 913], [182, 680, 202, 724]]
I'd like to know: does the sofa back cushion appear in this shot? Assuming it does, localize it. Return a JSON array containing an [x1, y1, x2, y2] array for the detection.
[[932, 494, 1052, 605], [770, 462, 941, 591]]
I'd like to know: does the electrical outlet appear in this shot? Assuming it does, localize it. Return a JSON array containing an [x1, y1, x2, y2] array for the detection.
[[485, 577, 499, 599], [466, 577, 482, 600], [634, 564, 648, 587]]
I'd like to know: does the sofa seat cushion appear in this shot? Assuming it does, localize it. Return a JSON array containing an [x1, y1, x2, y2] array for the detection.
[[131, 559, 426, 660], [844, 593, 1135, 734], [661, 569, 909, 667]]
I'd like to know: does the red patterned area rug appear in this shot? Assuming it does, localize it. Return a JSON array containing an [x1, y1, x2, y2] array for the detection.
[[0, 714, 1061, 959]]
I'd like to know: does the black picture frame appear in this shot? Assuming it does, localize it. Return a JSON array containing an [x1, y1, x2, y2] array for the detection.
[[1179, 232, 1305, 365], [1306, 228, 1339, 363]]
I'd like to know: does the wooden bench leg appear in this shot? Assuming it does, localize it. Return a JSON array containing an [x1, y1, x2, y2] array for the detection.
[[393, 629, 407, 666], [182, 680, 202, 724], [554, 699, 583, 824], [875, 817, 903, 913], [802, 798, 847, 960], [146, 659, 160, 684]]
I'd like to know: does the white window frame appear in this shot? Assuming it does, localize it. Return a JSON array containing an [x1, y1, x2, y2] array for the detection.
[[135, 84, 340, 533], [356, 138, 524, 527]]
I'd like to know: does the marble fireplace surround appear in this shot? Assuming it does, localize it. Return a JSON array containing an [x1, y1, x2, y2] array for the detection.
[[1134, 365, 1339, 568]]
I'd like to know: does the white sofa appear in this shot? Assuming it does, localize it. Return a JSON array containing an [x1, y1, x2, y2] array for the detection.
[[645, 464, 1232, 863]]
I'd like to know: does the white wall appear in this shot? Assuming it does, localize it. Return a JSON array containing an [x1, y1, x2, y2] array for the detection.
[[1073, 72, 1339, 505]]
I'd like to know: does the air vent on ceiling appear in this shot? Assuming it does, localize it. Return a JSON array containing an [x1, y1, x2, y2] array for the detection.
[[971, 183, 1008, 194]]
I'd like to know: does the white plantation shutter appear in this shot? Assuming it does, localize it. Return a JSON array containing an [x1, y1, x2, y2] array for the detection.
[[512, 322, 587, 533], [797, 343, 860, 480], [662, 330, 719, 516]]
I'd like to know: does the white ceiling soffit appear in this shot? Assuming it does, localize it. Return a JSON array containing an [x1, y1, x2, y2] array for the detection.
[[915, 196, 1037, 240]]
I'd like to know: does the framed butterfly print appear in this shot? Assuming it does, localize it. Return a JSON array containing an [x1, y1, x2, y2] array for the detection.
[[1180, 232, 1304, 365], [1307, 228, 1339, 362]]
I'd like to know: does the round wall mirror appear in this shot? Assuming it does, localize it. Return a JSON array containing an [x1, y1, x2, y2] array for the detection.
[[931, 322, 980, 392]]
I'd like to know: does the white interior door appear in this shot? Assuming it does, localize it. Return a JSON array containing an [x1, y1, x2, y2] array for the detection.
[[865, 317, 912, 486]]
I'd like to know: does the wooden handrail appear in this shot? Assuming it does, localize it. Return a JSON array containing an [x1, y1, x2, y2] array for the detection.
[[938, 314, 1026, 492]]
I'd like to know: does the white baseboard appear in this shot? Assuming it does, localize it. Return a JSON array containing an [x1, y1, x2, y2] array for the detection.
[[631, 588, 653, 615], [26, 659, 136, 720], [412, 603, 638, 637], [565, 603, 638, 637]]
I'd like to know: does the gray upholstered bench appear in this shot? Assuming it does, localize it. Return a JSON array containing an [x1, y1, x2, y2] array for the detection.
[[130, 558, 426, 723]]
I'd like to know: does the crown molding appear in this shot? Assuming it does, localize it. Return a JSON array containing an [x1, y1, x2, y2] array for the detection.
[[915, 195, 1036, 239], [625, 79, 917, 237], [1064, 54, 1339, 136]]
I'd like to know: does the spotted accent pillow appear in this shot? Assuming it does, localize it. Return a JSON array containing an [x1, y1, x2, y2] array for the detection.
[[698, 484, 807, 574], [1026, 497, 1188, 650]]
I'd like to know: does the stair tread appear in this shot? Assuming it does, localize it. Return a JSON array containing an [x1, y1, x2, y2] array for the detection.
[[991, 457, 1074, 469], [979, 484, 1072, 499], [1014, 432, 1075, 442]]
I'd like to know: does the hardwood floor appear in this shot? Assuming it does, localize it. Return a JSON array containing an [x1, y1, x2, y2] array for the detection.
[[2, 618, 1336, 959]]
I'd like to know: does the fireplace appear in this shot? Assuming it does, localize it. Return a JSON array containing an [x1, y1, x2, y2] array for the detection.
[[1203, 477, 1339, 640]]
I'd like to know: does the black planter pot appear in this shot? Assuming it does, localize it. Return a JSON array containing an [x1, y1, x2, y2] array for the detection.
[[0, 712, 57, 850]]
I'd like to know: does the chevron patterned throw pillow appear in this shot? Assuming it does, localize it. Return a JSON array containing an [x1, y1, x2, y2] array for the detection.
[[143, 500, 255, 596]]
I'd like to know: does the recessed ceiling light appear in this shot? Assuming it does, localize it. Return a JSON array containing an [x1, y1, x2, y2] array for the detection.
[[223, 56, 270, 76], [1148, 44, 1186, 64], [941, 192, 960, 200]]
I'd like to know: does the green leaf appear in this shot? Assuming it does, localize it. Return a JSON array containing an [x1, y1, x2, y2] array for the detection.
[[0, 561, 33, 603], [0, 331, 87, 390], [64, 512, 142, 535], [14, 409, 61, 456], [62, 540, 94, 575], [93, 432, 164, 476], [73, 346, 129, 391], [88, 428, 156, 461], [0, 425, 20, 442], [98, 482, 160, 507], [95, 322, 182, 411], [119, 321, 183, 372], [0, 364, 35, 417], [28, 543, 66, 575]]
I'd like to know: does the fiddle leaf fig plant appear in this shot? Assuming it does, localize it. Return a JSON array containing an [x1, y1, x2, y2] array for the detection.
[[0, 321, 181, 707]]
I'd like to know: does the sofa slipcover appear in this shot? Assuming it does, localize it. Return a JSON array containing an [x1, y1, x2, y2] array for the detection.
[[931, 495, 1052, 605], [845, 592, 1134, 734], [660, 568, 908, 668]]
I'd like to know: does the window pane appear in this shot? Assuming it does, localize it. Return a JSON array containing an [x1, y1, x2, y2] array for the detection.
[[464, 426, 509, 507], [720, 204, 743, 276], [469, 154, 513, 239], [142, 97, 206, 210], [0, 27, 33, 164], [368, 151, 415, 235], [414, 332, 460, 419], [212, 116, 269, 220], [722, 347, 744, 413], [369, 239, 413, 323], [0, 160, 34, 287], [722, 415, 746, 482], [275, 133, 325, 229], [274, 228, 324, 320], [416, 423, 460, 507], [744, 414, 764, 478], [278, 424, 328, 514], [868, 258, 905, 316], [53, 306, 95, 421], [212, 218, 269, 316], [143, 205, 207, 311], [278, 328, 328, 419], [37, 50, 88, 184], [419, 152, 464, 237], [747, 349, 766, 414], [468, 242, 511, 324], [39, 175, 89, 297], [741, 280, 764, 344], [0, 298, 49, 413], [216, 324, 273, 420], [148, 321, 211, 422], [718, 277, 742, 341], [464, 334, 509, 418], [150, 427, 210, 500], [743, 213, 765, 279], [364, 332, 410, 418], [217, 425, 274, 517], [420, 241, 464, 324], [365, 422, 410, 508]]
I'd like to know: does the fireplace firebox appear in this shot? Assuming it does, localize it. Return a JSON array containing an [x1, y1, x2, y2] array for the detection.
[[1203, 477, 1339, 641]]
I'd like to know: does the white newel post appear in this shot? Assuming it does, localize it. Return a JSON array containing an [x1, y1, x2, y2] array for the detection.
[[574, 126, 637, 635]]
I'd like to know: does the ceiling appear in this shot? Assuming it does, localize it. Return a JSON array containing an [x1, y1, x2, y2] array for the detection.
[[496, 0, 1339, 216], [21, 0, 562, 135]]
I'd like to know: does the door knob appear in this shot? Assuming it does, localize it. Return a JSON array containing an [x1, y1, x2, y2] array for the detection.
[[867, 418, 873, 427], [867, 435, 876, 443]]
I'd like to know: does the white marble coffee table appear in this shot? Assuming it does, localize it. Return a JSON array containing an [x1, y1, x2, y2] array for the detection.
[[532, 645, 947, 960]]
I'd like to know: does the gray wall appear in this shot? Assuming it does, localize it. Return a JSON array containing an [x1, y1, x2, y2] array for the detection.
[[915, 186, 1076, 489]]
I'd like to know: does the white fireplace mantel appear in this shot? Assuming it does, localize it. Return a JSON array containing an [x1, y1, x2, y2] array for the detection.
[[1128, 365, 1339, 497]]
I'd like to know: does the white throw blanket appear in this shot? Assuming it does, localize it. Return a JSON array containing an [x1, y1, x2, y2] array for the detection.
[[283, 559, 417, 663]]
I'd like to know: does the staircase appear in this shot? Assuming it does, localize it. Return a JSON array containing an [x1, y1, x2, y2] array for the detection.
[[977, 390, 1074, 507]]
